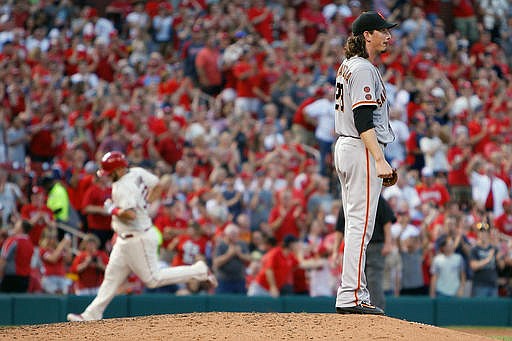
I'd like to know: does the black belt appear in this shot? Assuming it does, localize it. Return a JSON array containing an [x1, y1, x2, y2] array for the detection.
[[337, 134, 387, 147], [120, 227, 151, 239]]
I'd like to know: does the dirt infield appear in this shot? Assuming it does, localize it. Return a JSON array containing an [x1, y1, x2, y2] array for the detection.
[[0, 312, 497, 340]]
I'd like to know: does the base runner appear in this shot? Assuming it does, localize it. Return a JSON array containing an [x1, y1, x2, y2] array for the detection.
[[67, 151, 216, 322]]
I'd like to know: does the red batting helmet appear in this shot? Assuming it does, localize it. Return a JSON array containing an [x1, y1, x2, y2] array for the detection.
[[97, 151, 128, 177]]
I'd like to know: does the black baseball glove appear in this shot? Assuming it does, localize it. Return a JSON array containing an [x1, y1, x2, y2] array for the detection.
[[382, 168, 398, 187]]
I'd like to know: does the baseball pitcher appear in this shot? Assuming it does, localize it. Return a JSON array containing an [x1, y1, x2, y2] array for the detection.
[[333, 11, 396, 315]]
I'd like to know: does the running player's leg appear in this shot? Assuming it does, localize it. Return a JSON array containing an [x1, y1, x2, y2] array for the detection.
[[80, 244, 131, 320], [334, 138, 381, 308], [129, 229, 209, 288]]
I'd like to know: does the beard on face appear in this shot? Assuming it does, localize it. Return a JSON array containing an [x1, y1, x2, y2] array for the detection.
[[111, 170, 120, 182]]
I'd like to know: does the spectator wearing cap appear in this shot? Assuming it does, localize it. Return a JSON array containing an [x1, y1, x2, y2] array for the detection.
[[20, 186, 55, 247], [69, 233, 109, 295], [81, 174, 113, 251], [430, 235, 466, 298], [38, 228, 73, 294], [212, 223, 251, 294], [469, 221, 505, 297], [416, 166, 450, 209], [466, 154, 509, 217], [493, 198, 512, 237], [0, 219, 33, 293]]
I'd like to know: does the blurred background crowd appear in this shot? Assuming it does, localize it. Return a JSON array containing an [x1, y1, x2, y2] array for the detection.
[[1, 0, 512, 303]]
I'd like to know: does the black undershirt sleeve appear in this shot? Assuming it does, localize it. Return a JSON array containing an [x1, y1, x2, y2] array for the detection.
[[353, 105, 376, 135]]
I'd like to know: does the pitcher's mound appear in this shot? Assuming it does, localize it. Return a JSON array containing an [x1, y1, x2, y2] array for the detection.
[[0, 312, 492, 340]]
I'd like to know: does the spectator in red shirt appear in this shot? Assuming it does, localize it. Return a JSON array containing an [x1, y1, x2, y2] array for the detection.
[[416, 167, 450, 209], [168, 222, 209, 267], [39, 228, 73, 294], [20, 186, 56, 247], [452, 0, 479, 44], [247, 234, 300, 297], [0, 219, 34, 293], [70, 234, 109, 295], [247, 0, 274, 43], [247, 234, 323, 297], [81, 175, 113, 251], [156, 120, 185, 170], [298, 0, 328, 45], [291, 87, 325, 146], [154, 199, 188, 253], [233, 47, 260, 116], [268, 189, 304, 244], [446, 131, 472, 209], [195, 33, 223, 97]]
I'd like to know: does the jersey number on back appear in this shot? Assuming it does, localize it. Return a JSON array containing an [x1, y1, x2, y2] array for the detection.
[[335, 82, 344, 112]]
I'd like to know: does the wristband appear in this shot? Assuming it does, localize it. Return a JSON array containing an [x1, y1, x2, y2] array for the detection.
[[111, 207, 120, 216]]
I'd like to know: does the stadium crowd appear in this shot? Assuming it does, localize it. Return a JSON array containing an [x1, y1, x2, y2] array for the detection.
[[1, 0, 512, 301]]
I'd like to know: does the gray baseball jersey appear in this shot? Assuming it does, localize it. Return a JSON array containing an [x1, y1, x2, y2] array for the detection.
[[335, 56, 395, 145]]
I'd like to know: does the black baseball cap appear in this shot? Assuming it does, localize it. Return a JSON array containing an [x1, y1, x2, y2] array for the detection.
[[352, 11, 397, 36]]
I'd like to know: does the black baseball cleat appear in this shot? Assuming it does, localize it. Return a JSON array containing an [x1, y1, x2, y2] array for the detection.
[[336, 302, 385, 315]]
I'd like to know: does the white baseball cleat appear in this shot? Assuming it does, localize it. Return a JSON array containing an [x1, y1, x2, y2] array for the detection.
[[195, 260, 218, 288], [207, 271, 218, 288], [67, 313, 86, 322]]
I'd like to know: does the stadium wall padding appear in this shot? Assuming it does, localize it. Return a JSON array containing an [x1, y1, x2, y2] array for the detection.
[[1, 294, 511, 326]]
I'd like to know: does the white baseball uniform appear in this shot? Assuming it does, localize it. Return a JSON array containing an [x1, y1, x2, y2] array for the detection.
[[333, 56, 394, 308], [76, 167, 209, 321]]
